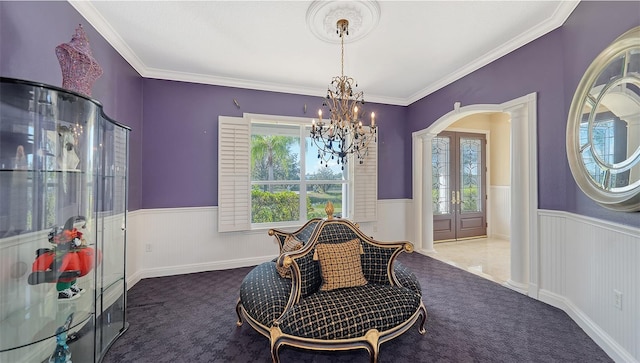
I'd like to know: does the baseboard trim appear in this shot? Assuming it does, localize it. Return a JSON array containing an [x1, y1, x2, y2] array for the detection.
[[504, 279, 528, 295], [538, 289, 637, 363], [527, 283, 539, 299], [127, 270, 143, 289]]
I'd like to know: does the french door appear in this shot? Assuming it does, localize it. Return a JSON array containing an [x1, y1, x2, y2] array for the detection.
[[432, 131, 487, 241]]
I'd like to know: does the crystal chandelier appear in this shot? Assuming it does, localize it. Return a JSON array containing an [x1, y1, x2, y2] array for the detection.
[[310, 19, 377, 169]]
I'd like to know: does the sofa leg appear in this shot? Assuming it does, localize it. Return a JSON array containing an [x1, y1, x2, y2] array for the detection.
[[235, 298, 243, 327], [417, 303, 427, 335], [364, 329, 380, 363], [269, 326, 284, 363]]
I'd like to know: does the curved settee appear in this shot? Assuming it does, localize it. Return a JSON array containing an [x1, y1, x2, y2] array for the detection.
[[236, 217, 427, 362]]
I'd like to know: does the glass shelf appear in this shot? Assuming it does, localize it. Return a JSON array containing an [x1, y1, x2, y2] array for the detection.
[[0, 77, 130, 362]]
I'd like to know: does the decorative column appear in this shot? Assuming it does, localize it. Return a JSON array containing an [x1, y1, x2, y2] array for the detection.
[[412, 135, 423, 249], [506, 104, 529, 292], [412, 132, 436, 253], [421, 134, 435, 253]]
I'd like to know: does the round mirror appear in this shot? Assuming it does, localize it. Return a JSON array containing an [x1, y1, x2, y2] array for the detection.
[[567, 26, 640, 212]]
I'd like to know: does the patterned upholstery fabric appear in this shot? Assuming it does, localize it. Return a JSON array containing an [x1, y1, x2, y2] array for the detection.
[[315, 223, 360, 244], [240, 262, 292, 327], [295, 222, 362, 298], [277, 284, 422, 340], [293, 220, 320, 244], [293, 221, 403, 298], [272, 219, 320, 252], [276, 236, 303, 278], [393, 261, 422, 295], [274, 234, 288, 250], [362, 243, 396, 285], [316, 238, 367, 291], [296, 253, 322, 298]]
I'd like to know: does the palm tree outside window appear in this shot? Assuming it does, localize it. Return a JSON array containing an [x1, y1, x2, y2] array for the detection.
[[250, 123, 348, 225]]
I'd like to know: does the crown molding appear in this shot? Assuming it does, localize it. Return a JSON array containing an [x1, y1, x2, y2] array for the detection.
[[405, 0, 580, 105], [68, 0, 147, 76], [144, 67, 323, 97], [141, 67, 407, 106], [70, 0, 579, 107]]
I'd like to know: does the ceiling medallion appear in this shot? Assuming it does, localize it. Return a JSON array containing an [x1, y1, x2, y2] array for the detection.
[[306, 0, 381, 44]]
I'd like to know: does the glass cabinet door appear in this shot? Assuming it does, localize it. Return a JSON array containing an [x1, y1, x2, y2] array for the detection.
[[0, 78, 129, 363], [95, 116, 128, 360]]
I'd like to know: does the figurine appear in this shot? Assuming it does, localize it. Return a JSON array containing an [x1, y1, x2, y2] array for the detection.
[[57, 125, 79, 171], [28, 216, 98, 299], [49, 313, 74, 363]]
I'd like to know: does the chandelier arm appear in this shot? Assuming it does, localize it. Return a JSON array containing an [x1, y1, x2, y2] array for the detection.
[[312, 136, 343, 165], [312, 131, 338, 154]]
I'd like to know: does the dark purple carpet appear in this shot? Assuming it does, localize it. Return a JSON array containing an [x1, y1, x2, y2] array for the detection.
[[103, 253, 611, 362]]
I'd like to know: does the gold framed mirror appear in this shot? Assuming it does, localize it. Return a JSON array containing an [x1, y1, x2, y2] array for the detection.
[[567, 26, 640, 212]]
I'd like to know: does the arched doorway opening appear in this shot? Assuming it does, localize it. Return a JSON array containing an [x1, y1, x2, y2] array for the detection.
[[411, 93, 538, 295]]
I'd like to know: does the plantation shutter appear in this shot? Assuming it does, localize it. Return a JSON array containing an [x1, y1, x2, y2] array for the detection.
[[352, 129, 377, 222], [218, 116, 251, 232]]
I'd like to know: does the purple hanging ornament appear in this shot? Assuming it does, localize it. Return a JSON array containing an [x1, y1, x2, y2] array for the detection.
[[55, 24, 103, 96]]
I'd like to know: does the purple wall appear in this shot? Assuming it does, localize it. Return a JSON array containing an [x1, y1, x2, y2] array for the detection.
[[2, 1, 637, 226], [407, 1, 639, 227], [561, 2, 640, 225], [141, 79, 408, 208], [0, 1, 144, 211]]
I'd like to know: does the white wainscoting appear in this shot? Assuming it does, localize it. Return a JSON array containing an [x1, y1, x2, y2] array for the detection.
[[127, 207, 278, 285], [126, 199, 414, 287], [537, 210, 639, 363], [489, 185, 510, 240]]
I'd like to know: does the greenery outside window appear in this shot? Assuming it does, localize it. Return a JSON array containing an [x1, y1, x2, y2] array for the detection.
[[250, 122, 348, 227]]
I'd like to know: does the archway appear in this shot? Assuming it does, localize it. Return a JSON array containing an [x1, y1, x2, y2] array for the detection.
[[411, 93, 538, 296]]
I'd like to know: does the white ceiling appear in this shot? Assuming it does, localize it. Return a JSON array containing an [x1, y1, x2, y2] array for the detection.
[[70, 1, 579, 106]]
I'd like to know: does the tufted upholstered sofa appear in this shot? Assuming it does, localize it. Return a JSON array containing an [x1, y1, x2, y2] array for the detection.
[[235, 217, 427, 362]]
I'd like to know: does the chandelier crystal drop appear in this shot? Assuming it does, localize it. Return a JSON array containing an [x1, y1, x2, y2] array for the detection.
[[310, 19, 377, 169]]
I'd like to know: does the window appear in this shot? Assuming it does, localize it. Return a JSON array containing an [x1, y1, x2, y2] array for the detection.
[[218, 114, 377, 232], [579, 117, 620, 185]]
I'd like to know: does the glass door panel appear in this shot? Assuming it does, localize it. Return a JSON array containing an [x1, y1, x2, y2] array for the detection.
[[460, 137, 483, 213], [432, 136, 451, 215], [432, 131, 487, 241]]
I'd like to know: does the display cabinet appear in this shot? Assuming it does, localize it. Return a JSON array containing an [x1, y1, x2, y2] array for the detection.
[[0, 77, 129, 362]]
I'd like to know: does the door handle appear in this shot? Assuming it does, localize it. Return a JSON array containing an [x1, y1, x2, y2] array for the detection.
[[456, 191, 461, 205], [451, 191, 456, 204]]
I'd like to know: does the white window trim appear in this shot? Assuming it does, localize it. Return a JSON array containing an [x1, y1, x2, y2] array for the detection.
[[218, 113, 377, 232]]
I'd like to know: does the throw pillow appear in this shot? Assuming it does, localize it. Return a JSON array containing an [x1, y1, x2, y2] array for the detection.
[[276, 235, 303, 278], [316, 238, 367, 291]]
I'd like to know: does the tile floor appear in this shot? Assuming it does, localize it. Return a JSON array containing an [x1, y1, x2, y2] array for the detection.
[[425, 237, 510, 285]]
